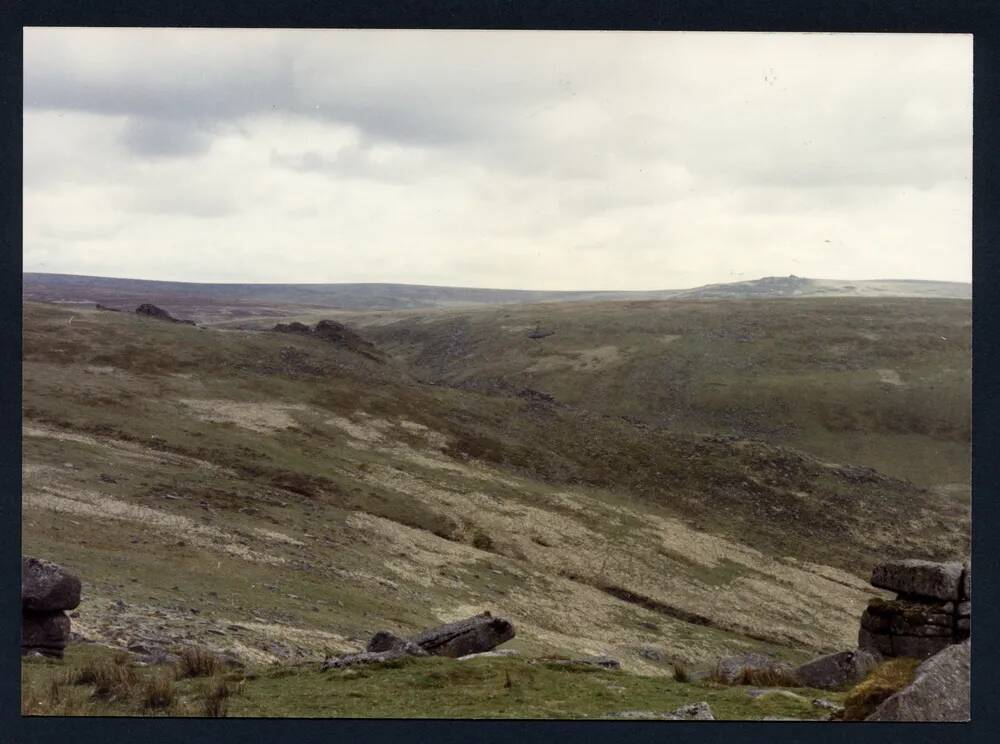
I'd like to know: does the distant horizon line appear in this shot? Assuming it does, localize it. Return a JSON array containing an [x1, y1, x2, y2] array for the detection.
[[21, 271, 973, 294]]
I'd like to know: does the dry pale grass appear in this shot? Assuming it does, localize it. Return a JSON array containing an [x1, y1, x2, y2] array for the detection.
[[178, 399, 308, 432], [139, 671, 176, 711], [202, 676, 231, 717], [71, 652, 139, 701], [841, 658, 921, 721], [176, 646, 221, 679], [23, 484, 287, 566], [730, 667, 802, 688]]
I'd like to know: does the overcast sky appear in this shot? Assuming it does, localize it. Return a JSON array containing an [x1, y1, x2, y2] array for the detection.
[[24, 29, 972, 290]]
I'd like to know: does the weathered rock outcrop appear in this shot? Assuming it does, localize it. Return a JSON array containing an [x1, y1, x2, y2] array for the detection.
[[871, 560, 964, 601], [273, 319, 383, 362], [322, 612, 515, 671], [366, 631, 429, 657], [794, 649, 879, 690], [866, 640, 970, 721], [135, 303, 196, 325], [859, 559, 970, 659], [409, 612, 515, 658], [23, 556, 82, 612], [712, 652, 795, 684], [21, 556, 81, 658]]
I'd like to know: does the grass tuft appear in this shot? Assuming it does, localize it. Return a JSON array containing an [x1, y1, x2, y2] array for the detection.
[[731, 667, 801, 688], [176, 646, 221, 679], [71, 653, 139, 701], [841, 657, 921, 721], [202, 676, 231, 718], [139, 671, 176, 711]]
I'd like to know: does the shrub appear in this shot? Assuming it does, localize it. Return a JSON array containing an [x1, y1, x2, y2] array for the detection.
[[176, 646, 221, 679], [732, 667, 801, 687], [72, 653, 138, 701], [202, 676, 231, 718], [140, 671, 176, 711], [841, 658, 921, 721]]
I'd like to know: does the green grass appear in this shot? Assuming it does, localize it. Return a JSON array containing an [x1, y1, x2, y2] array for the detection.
[[349, 297, 970, 489], [20, 299, 969, 699], [22, 643, 842, 719]]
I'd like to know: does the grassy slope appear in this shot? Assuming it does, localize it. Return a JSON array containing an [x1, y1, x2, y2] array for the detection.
[[309, 297, 971, 492], [23, 642, 843, 719], [20, 300, 969, 716]]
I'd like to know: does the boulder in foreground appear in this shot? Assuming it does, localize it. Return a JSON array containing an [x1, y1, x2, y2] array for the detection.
[[322, 611, 515, 671], [867, 640, 970, 721], [794, 649, 879, 690], [22, 556, 81, 612], [409, 611, 515, 658], [21, 612, 71, 658]]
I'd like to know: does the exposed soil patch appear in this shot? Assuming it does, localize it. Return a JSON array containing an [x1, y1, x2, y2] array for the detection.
[[178, 399, 309, 432]]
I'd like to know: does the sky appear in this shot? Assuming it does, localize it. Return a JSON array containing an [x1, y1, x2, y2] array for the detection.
[[24, 29, 972, 290]]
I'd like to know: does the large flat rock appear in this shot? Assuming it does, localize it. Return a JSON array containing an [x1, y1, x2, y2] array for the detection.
[[867, 641, 970, 721], [409, 612, 515, 658], [870, 560, 964, 601]]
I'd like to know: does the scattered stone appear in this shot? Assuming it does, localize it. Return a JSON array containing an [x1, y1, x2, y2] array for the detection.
[[668, 702, 715, 720], [713, 652, 794, 684], [550, 655, 621, 670], [871, 559, 964, 601], [812, 698, 843, 712], [867, 641, 970, 721], [99, 473, 117, 483], [366, 631, 427, 657], [321, 649, 416, 670], [637, 645, 669, 662], [794, 648, 879, 690]]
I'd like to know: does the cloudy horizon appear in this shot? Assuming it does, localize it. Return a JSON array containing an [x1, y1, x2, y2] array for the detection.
[[24, 29, 972, 291]]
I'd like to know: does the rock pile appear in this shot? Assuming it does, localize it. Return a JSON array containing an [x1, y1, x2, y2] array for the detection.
[[22, 556, 81, 658], [859, 559, 970, 659], [135, 303, 196, 325], [323, 611, 515, 670]]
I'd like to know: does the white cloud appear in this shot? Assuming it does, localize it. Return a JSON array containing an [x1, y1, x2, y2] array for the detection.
[[23, 29, 972, 288]]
